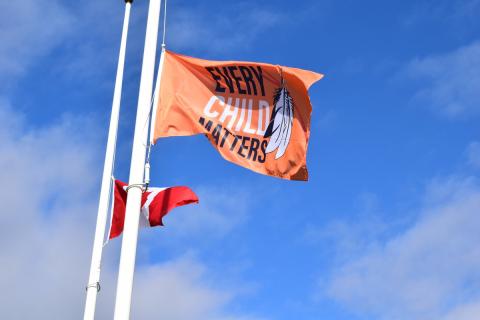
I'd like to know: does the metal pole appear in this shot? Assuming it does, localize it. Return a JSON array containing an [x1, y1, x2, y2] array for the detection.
[[113, 0, 161, 319], [84, 1, 133, 319]]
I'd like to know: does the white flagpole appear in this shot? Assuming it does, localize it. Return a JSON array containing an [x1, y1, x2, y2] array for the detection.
[[84, 1, 133, 319], [113, 0, 161, 319]]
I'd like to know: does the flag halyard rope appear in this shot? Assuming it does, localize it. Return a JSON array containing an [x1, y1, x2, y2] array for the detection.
[[162, 0, 168, 48], [139, 0, 168, 192]]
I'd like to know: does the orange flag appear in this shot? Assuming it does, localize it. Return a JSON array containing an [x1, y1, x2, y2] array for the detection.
[[152, 50, 323, 180]]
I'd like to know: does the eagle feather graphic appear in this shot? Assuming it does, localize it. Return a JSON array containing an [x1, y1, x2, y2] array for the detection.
[[264, 85, 294, 159]]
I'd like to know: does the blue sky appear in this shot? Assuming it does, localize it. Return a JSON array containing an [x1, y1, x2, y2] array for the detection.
[[1, 0, 480, 319]]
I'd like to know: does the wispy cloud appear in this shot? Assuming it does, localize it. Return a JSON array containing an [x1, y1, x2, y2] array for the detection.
[[403, 0, 480, 27], [0, 99, 101, 318], [467, 141, 480, 169], [0, 101, 264, 319], [405, 41, 480, 118], [1, 1, 286, 93], [132, 255, 267, 320], [323, 174, 480, 320], [168, 3, 283, 55], [303, 191, 399, 264], [161, 185, 251, 240], [0, 0, 74, 82], [0, 1, 143, 88]]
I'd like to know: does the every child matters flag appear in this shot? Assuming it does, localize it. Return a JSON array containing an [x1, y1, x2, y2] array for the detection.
[[152, 51, 323, 180]]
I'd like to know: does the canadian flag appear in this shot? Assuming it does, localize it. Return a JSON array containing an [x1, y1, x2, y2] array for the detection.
[[109, 180, 199, 239]]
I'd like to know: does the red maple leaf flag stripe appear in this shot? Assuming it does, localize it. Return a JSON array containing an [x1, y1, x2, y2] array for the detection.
[[109, 180, 199, 239]]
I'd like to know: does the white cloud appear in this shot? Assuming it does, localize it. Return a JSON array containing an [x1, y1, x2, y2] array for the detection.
[[53, 1, 142, 83], [442, 300, 480, 320], [325, 175, 480, 320], [0, 1, 285, 90], [133, 257, 229, 319], [405, 41, 480, 118], [0, 1, 271, 318], [0, 100, 101, 319], [0, 0, 74, 81], [159, 185, 250, 241], [0, 1, 138, 86], [0, 101, 263, 319], [467, 141, 480, 169], [303, 191, 393, 263], [132, 255, 265, 320], [403, 0, 480, 27], [168, 4, 283, 54]]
